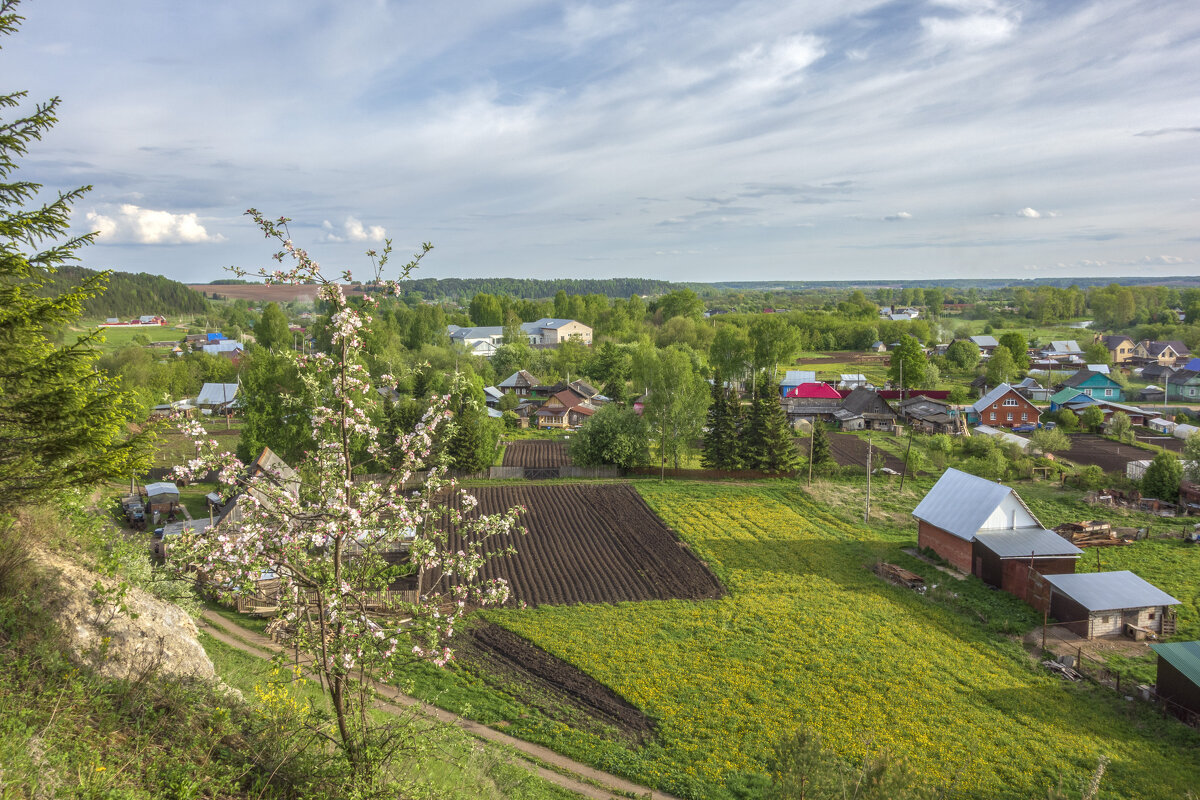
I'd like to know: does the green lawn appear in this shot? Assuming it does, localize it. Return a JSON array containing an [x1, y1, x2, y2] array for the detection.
[[476, 481, 1200, 800]]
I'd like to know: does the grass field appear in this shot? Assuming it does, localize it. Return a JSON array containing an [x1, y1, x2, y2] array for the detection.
[[478, 481, 1200, 800]]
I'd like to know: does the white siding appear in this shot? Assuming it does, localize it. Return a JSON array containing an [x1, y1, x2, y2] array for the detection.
[[980, 494, 1039, 530]]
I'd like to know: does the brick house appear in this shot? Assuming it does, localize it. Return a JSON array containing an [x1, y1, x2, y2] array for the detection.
[[913, 469, 1082, 603], [968, 383, 1040, 428]]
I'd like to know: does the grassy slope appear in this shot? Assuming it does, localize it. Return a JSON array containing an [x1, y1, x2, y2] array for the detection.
[[485, 480, 1200, 800]]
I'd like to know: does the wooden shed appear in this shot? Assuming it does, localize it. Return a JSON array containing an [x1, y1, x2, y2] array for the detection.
[[1149, 641, 1200, 723], [1042, 571, 1179, 639]]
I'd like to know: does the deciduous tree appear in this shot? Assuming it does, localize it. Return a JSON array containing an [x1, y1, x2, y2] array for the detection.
[[1142, 451, 1182, 501], [568, 404, 649, 469]]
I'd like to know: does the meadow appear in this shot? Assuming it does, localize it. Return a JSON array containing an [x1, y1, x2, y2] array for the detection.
[[480, 481, 1200, 799]]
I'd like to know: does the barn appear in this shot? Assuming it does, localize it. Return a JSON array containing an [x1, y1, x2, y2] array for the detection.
[[1042, 571, 1179, 639], [1149, 641, 1200, 723], [912, 469, 1082, 596]]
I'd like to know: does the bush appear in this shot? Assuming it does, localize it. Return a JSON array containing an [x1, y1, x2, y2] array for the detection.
[[1073, 464, 1106, 491]]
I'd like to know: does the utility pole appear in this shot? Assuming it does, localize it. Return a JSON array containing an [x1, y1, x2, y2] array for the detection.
[[808, 422, 815, 487], [864, 433, 873, 524], [900, 425, 914, 491]]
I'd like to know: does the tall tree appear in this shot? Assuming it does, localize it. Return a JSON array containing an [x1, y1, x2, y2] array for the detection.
[[750, 315, 800, 380], [998, 332, 1030, 370], [741, 377, 800, 473], [945, 339, 981, 372], [807, 421, 833, 468], [888, 334, 926, 389], [701, 376, 741, 470], [254, 301, 290, 350], [568, 405, 650, 469], [709, 324, 752, 386], [985, 346, 1016, 385], [642, 345, 709, 470], [1142, 451, 1182, 502], [0, 6, 149, 508]]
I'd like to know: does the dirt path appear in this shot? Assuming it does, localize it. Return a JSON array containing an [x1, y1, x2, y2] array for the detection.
[[199, 610, 681, 800]]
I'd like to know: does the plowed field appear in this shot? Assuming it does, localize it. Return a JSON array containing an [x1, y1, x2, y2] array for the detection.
[[1065, 434, 1157, 472], [828, 433, 907, 472], [443, 484, 724, 606], [502, 440, 571, 468]]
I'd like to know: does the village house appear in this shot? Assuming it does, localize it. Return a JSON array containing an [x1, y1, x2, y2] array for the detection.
[[196, 382, 240, 414], [1057, 368, 1124, 401], [498, 370, 540, 397], [1014, 377, 1051, 403], [1041, 572, 1179, 639], [838, 373, 868, 390], [782, 384, 845, 427], [1166, 369, 1200, 402], [1100, 334, 1136, 365], [1041, 340, 1083, 360], [912, 469, 1082, 603], [447, 318, 593, 355], [969, 335, 999, 355], [143, 481, 181, 516], [102, 314, 167, 326], [896, 395, 958, 434], [834, 388, 897, 432], [534, 389, 598, 429], [1149, 641, 1200, 723], [779, 370, 817, 396], [1135, 340, 1191, 367], [968, 383, 1040, 428]]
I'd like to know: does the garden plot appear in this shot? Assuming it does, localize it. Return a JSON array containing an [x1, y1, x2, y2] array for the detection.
[[502, 440, 572, 468], [1065, 434, 1156, 472]]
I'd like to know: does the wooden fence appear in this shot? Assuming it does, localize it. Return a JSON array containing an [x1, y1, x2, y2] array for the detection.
[[628, 466, 798, 480], [235, 586, 420, 616]]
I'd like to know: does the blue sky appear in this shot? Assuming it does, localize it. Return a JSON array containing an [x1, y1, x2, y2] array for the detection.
[[8, 0, 1200, 284]]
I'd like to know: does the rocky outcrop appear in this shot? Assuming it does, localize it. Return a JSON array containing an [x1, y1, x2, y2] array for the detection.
[[32, 548, 215, 683]]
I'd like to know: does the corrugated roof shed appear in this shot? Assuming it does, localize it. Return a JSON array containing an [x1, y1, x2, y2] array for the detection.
[[781, 370, 817, 385], [970, 335, 999, 348], [912, 468, 1033, 540], [1150, 641, 1200, 687], [974, 528, 1083, 558], [1043, 571, 1179, 612], [197, 382, 239, 406], [144, 481, 179, 498]]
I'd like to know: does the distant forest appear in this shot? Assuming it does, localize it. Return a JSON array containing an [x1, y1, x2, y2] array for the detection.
[[702, 275, 1200, 292], [41, 266, 208, 318], [376, 277, 676, 301]]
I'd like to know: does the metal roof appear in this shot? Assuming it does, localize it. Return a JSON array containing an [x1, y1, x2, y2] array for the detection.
[[1150, 641, 1200, 687], [972, 426, 1031, 450], [528, 317, 581, 329], [974, 528, 1083, 559], [970, 335, 999, 347], [912, 468, 1028, 540], [144, 481, 179, 497], [1043, 571, 1179, 612], [781, 369, 816, 385], [197, 382, 239, 406], [970, 383, 1018, 413]]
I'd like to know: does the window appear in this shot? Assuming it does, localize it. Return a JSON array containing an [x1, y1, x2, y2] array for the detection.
[[1003, 398, 1018, 406], [992, 403, 998, 409], [1101, 615, 1110, 624], [1149, 611, 1156, 620], [1021, 413, 1028, 421], [989, 412, 996, 421], [1006, 413, 1013, 421], [1105, 389, 1113, 397]]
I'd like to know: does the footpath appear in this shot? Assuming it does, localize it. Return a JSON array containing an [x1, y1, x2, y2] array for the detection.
[[200, 610, 681, 800]]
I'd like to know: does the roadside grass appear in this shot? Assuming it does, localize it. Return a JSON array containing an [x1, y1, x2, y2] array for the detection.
[[479, 480, 1200, 800]]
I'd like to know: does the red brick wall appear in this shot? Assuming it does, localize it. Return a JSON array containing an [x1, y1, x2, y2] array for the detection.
[[1001, 558, 1077, 605], [917, 521, 972, 572], [978, 389, 1041, 428]]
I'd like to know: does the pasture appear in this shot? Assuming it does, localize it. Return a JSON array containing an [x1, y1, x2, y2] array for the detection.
[[475, 481, 1200, 800]]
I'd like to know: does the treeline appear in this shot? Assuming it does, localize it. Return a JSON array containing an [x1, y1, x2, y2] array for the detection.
[[393, 277, 677, 302], [39, 266, 208, 318]]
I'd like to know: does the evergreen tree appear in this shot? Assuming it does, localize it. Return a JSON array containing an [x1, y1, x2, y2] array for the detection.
[[701, 376, 741, 469], [808, 421, 833, 468], [741, 376, 799, 473], [0, 6, 149, 508]]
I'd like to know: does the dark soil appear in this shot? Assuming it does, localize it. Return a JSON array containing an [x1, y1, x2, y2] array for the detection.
[[461, 621, 654, 743], [502, 441, 572, 468], [1065, 434, 1158, 472], [440, 484, 726, 606], [828, 433, 908, 472]]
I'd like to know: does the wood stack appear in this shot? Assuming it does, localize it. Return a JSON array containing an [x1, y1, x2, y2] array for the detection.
[[873, 562, 926, 591], [1053, 520, 1132, 547]]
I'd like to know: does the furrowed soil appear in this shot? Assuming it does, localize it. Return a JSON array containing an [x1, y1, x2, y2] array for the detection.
[[828, 432, 907, 472], [1065, 434, 1156, 472], [458, 621, 654, 743], [436, 483, 725, 606], [502, 441, 572, 468]]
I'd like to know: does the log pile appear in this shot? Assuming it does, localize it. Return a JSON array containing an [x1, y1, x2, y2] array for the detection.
[[1054, 520, 1133, 547], [873, 562, 927, 592]]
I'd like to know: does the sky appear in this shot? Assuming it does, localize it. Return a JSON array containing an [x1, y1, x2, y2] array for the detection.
[[7, 0, 1200, 284]]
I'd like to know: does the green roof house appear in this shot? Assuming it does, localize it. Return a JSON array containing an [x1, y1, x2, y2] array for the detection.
[[1166, 369, 1200, 402], [1059, 368, 1123, 402]]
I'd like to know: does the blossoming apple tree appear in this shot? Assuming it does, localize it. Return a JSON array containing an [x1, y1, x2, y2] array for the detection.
[[172, 210, 522, 783]]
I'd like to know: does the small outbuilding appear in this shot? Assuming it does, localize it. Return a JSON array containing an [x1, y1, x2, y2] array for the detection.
[[912, 469, 1081, 599], [1149, 640, 1200, 723], [1042, 571, 1179, 639], [143, 481, 180, 514]]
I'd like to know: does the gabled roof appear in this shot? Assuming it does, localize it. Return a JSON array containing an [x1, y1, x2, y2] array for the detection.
[[499, 370, 540, 389], [973, 426, 1031, 449], [912, 468, 1040, 540], [197, 382, 239, 406], [483, 386, 504, 400], [781, 369, 817, 386], [1166, 369, 1200, 386], [1062, 369, 1120, 388], [974, 529, 1083, 559], [970, 383, 1020, 413], [1015, 377, 1043, 389], [569, 379, 599, 398], [1102, 334, 1134, 349], [528, 317, 583, 329], [1043, 571, 1179, 612], [1183, 357, 1200, 372], [970, 335, 999, 348], [839, 387, 896, 417], [1046, 340, 1082, 354], [839, 373, 867, 382], [1050, 387, 1092, 405], [145, 481, 179, 497], [1150, 641, 1200, 687], [1085, 364, 1111, 374], [1145, 340, 1190, 357], [784, 382, 842, 399]]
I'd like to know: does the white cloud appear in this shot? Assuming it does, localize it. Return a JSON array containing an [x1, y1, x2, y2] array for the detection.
[[1017, 207, 1041, 218], [85, 204, 223, 244], [321, 217, 387, 243], [884, 211, 913, 221], [921, 10, 1018, 49], [733, 34, 825, 89]]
